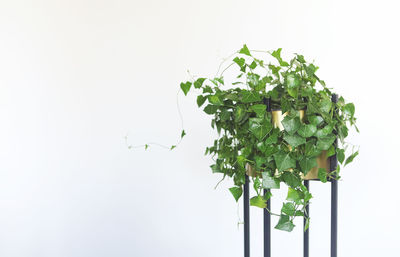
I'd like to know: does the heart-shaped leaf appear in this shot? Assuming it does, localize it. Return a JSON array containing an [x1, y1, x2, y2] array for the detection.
[[298, 124, 317, 138], [249, 118, 273, 140], [273, 152, 296, 171], [180, 81, 192, 95], [262, 172, 280, 189], [283, 133, 306, 147], [282, 116, 301, 135]]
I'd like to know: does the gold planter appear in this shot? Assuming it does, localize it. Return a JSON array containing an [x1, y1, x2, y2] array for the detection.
[[246, 110, 330, 180]]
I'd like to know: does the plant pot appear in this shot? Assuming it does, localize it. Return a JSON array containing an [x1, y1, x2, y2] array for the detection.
[[246, 110, 330, 180]]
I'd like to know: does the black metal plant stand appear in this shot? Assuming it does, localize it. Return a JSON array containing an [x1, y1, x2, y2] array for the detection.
[[243, 95, 338, 257]]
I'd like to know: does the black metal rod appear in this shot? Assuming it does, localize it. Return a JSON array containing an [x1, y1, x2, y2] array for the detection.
[[331, 178, 338, 257], [330, 94, 338, 257], [263, 96, 271, 257], [304, 180, 309, 257], [264, 189, 271, 257], [244, 175, 250, 257]]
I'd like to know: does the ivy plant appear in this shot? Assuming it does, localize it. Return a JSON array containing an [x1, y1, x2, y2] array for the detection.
[[179, 45, 359, 232]]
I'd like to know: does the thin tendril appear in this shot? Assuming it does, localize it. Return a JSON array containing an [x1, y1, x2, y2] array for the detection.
[[125, 87, 186, 151], [176, 88, 184, 130], [215, 52, 237, 77]]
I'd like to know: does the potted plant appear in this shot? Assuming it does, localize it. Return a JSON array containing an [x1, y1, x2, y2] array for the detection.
[[178, 45, 358, 232]]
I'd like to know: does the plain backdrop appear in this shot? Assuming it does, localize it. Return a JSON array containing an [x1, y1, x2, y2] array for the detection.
[[1, 0, 399, 256]]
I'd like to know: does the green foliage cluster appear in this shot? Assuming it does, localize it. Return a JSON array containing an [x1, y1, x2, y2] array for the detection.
[[180, 45, 358, 232]]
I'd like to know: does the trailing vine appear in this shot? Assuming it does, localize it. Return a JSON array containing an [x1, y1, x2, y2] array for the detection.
[[179, 45, 359, 232]]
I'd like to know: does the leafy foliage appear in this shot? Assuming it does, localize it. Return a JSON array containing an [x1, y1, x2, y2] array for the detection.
[[179, 45, 359, 232], [229, 187, 243, 202]]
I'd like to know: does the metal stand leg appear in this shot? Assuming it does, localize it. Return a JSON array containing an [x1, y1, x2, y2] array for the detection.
[[331, 179, 338, 257], [330, 93, 338, 257], [244, 175, 250, 257], [264, 97, 271, 257], [304, 180, 309, 257], [264, 189, 271, 257]]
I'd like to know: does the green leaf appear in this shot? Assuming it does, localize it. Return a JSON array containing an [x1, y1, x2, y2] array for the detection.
[[210, 164, 222, 173], [269, 64, 281, 77], [229, 187, 243, 202], [180, 81, 192, 96], [208, 95, 223, 105], [265, 128, 279, 145], [345, 151, 359, 166], [338, 126, 348, 141], [233, 57, 245, 68], [302, 86, 314, 97], [249, 60, 257, 69], [305, 140, 322, 157], [264, 145, 278, 156], [181, 130, 186, 139], [283, 133, 306, 147], [287, 87, 298, 98], [241, 91, 261, 103], [211, 77, 224, 86], [271, 48, 282, 60], [274, 152, 296, 171], [247, 73, 261, 89], [251, 104, 267, 117], [249, 118, 273, 140], [298, 124, 317, 138], [281, 202, 296, 216], [308, 115, 324, 126], [299, 157, 317, 175], [257, 143, 278, 156], [197, 95, 206, 107], [337, 148, 345, 164], [239, 44, 251, 56], [305, 64, 318, 77], [271, 48, 289, 67], [234, 173, 245, 185], [304, 218, 310, 231], [315, 124, 333, 138], [282, 172, 301, 188], [203, 104, 219, 115], [236, 155, 246, 168], [320, 100, 332, 113], [234, 106, 246, 123], [241, 147, 252, 158], [232, 81, 243, 85], [194, 78, 206, 89], [297, 55, 306, 63], [170, 145, 176, 150], [316, 135, 336, 150], [262, 172, 280, 189], [202, 86, 213, 94], [344, 103, 355, 117], [327, 145, 335, 157], [286, 74, 300, 88], [255, 155, 267, 168], [282, 116, 301, 135], [250, 196, 267, 208], [304, 190, 313, 202], [220, 110, 231, 121], [253, 177, 261, 192], [275, 215, 295, 232], [286, 188, 303, 205], [318, 168, 328, 183]]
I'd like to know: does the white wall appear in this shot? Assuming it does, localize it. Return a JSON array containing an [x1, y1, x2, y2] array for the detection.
[[0, 0, 399, 256]]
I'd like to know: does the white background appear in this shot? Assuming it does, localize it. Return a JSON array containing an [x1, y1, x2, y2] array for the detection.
[[1, 0, 399, 256]]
